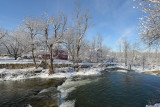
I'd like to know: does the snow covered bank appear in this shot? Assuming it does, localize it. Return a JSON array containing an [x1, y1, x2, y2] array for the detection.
[[115, 63, 160, 75], [0, 67, 43, 81], [146, 103, 160, 107], [131, 66, 160, 73], [0, 66, 104, 81], [116, 70, 128, 73], [3, 62, 160, 81], [129, 65, 160, 76]]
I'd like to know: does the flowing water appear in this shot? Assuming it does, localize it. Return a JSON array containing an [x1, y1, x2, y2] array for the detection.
[[61, 71, 160, 107], [0, 78, 64, 107], [1, 71, 160, 107]]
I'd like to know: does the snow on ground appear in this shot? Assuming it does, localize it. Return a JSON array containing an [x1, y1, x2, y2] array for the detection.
[[116, 63, 160, 74], [0, 66, 104, 81], [130, 65, 160, 76], [38, 67, 104, 79], [0, 67, 44, 81], [0, 57, 104, 81], [131, 66, 160, 73], [116, 70, 128, 73], [0, 67, 43, 75], [0, 57, 40, 64], [1, 58, 160, 81], [53, 59, 72, 64], [0, 57, 72, 64], [146, 103, 160, 107]]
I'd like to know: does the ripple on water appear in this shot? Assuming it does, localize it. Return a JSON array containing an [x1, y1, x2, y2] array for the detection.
[[60, 72, 160, 107]]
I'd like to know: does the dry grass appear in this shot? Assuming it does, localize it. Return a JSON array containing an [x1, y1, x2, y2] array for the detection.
[[143, 70, 160, 76]]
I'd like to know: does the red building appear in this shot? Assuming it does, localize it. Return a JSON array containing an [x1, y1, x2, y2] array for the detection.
[[53, 49, 68, 60], [38, 49, 68, 60]]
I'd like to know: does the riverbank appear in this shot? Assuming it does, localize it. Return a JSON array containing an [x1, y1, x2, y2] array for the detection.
[[1, 62, 160, 81], [1, 63, 160, 107], [0, 66, 106, 81]]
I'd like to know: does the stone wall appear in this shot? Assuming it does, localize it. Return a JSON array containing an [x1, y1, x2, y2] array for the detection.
[[0, 63, 92, 69], [0, 63, 36, 69]]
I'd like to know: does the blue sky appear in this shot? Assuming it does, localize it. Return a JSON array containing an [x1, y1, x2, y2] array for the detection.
[[0, 0, 142, 51]]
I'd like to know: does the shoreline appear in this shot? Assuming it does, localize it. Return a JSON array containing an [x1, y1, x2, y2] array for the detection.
[[1, 63, 160, 81], [0, 65, 160, 107]]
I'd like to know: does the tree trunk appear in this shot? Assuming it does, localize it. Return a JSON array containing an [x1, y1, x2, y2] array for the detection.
[[14, 54, 18, 60], [143, 56, 145, 71], [76, 46, 80, 72], [49, 44, 54, 74], [125, 51, 127, 66], [31, 44, 37, 68]]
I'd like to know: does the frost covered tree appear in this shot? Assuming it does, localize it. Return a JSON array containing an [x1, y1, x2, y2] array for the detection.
[[88, 36, 96, 62], [130, 42, 141, 66], [136, 0, 160, 46], [0, 29, 7, 41], [63, 4, 91, 69], [85, 34, 110, 63], [73, 5, 91, 68], [2, 30, 30, 60], [63, 28, 76, 62], [22, 16, 42, 67], [41, 14, 67, 74], [0, 29, 8, 55], [96, 33, 103, 62], [79, 39, 90, 62], [123, 39, 130, 66], [117, 40, 123, 63]]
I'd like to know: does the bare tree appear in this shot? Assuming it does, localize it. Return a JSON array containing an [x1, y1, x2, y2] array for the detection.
[[117, 40, 122, 63], [123, 39, 130, 66], [88, 36, 96, 62], [22, 16, 42, 67], [73, 5, 91, 69], [96, 33, 103, 62], [63, 28, 76, 62], [0, 29, 7, 40], [41, 14, 67, 74], [136, 0, 160, 46], [130, 42, 140, 66], [2, 30, 30, 60]]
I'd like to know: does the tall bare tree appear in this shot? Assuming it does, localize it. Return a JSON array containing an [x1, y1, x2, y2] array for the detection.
[[41, 14, 67, 74], [96, 33, 103, 62], [22, 17, 42, 67], [117, 40, 123, 63], [123, 39, 130, 66], [73, 5, 91, 69], [63, 28, 76, 62]]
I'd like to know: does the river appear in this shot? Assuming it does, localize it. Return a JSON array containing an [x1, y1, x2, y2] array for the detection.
[[60, 71, 160, 107], [1, 71, 160, 107]]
